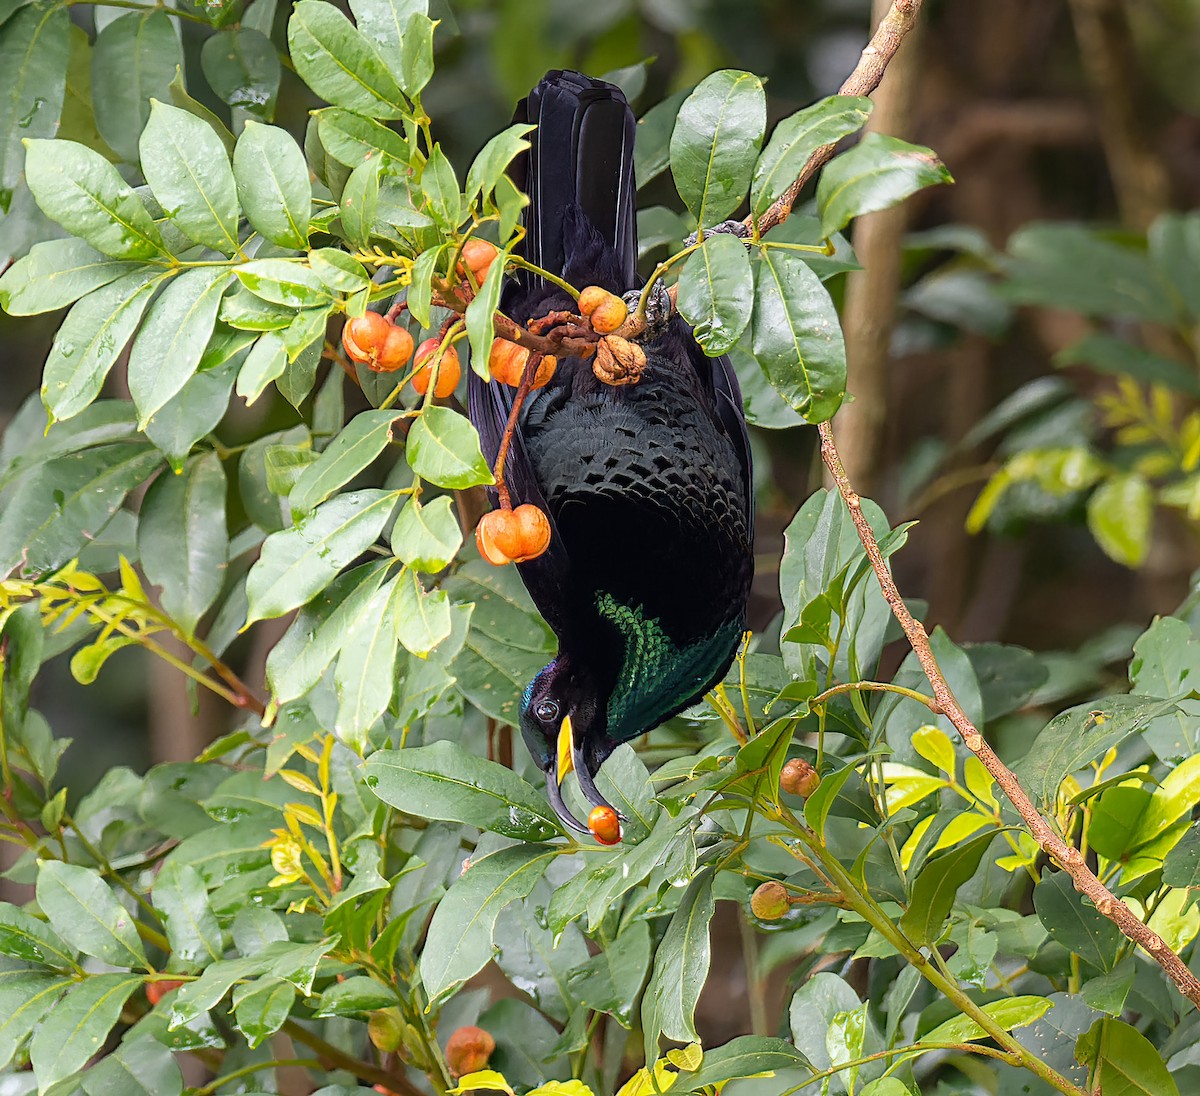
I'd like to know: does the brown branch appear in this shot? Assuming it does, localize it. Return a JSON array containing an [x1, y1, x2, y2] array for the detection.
[[749, 0, 926, 238], [817, 419, 1200, 1011]]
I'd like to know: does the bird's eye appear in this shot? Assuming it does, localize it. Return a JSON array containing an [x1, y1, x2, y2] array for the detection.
[[534, 699, 559, 723]]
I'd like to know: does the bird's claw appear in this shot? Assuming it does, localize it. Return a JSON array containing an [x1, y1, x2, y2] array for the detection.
[[683, 219, 751, 250], [622, 284, 671, 338]]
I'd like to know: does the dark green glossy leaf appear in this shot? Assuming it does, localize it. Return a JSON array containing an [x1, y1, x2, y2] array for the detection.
[[817, 132, 951, 238], [333, 573, 400, 750], [676, 231, 753, 356], [0, 902, 76, 969], [80, 1033, 183, 1096], [1076, 1018, 1180, 1096], [669, 69, 765, 224], [290, 409, 398, 515], [0, 970, 70, 1070], [394, 565, 452, 656], [144, 343, 243, 468], [232, 976, 294, 1048], [642, 871, 714, 1048], [899, 830, 996, 945], [1033, 871, 1122, 973]]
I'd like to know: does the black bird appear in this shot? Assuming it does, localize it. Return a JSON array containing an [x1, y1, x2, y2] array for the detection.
[[468, 70, 754, 834]]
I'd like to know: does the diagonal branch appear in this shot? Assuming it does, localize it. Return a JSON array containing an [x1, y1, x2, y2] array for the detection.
[[817, 419, 1200, 1010]]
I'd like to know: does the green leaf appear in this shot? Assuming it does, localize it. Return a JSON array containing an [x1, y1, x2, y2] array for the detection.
[[0, 902, 76, 969], [315, 975, 397, 1016], [1016, 695, 1180, 816], [138, 450, 228, 636], [0, 970, 71, 1070], [333, 574, 400, 751], [1163, 822, 1200, 888], [1087, 473, 1152, 569], [233, 121, 312, 250], [750, 247, 846, 423], [236, 331, 288, 404], [339, 157, 380, 249], [676, 1037, 807, 1094], [1033, 871, 1122, 973], [23, 137, 166, 259], [144, 344, 243, 468], [80, 1034, 183, 1096], [817, 132, 952, 238], [676, 232, 753, 356], [347, 0, 426, 73], [750, 95, 872, 219], [245, 488, 397, 623], [290, 409, 398, 515], [394, 565, 452, 656], [1076, 1018, 1180, 1096], [920, 995, 1053, 1045], [36, 861, 149, 969], [788, 973, 861, 1091], [419, 843, 557, 1005], [266, 559, 391, 703], [139, 100, 239, 256], [642, 872, 715, 1049], [0, 442, 162, 576], [0, 2, 68, 206], [232, 976, 294, 1048], [235, 258, 330, 308], [406, 406, 494, 489], [465, 246, 506, 376], [287, 0, 408, 120], [92, 12, 181, 164], [1150, 211, 1200, 323], [315, 106, 408, 168], [29, 973, 142, 1090], [397, 11, 434, 98], [201, 28, 281, 121], [40, 269, 165, 422], [421, 144, 462, 230], [365, 741, 562, 841], [167, 66, 235, 158], [391, 495, 462, 572], [0, 237, 134, 316], [669, 69, 765, 225], [152, 861, 223, 968], [128, 267, 232, 425], [899, 830, 996, 945], [465, 123, 534, 205]]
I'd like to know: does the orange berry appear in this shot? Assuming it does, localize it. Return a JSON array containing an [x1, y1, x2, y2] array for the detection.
[[410, 339, 461, 396], [476, 510, 517, 565], [510, 503, 551, 561], [578, 287, 627, 333], [445, 1025, 496, 1078], [750, 881, 790, 921], [366, 323, 414, 374], [146, 979, 185, 1006], [342, 311, 390, 364], [577, 285, 608, 316], [588, 804, 622, 845], [489, 337, 529, 386], [457, 239, 499, 286]]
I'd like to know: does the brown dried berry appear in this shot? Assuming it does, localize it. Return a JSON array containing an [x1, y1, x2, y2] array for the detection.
[[445, 1025, 496, 1078], [780, 758, 820, 798], [588, 804, 622, 845], [592, 335, 646, 386], [750, 881, 790, 921]]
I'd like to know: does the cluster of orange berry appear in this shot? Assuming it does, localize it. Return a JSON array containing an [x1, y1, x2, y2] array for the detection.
[[341, 312, 463, 398]]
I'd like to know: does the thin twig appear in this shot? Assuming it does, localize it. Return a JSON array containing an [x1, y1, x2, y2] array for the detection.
[[817, 420, 1200, 1010]]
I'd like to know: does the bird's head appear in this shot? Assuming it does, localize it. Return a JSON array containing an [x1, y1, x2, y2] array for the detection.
[[519, 656, 621, 834]]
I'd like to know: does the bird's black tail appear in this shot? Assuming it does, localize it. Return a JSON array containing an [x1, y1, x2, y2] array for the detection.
[[510, 70, 637, 295]]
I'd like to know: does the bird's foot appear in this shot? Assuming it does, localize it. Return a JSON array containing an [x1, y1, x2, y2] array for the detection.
[[622, 283, 672, 339], [592, 335, 648, 387], [683, 219, 751, 249]]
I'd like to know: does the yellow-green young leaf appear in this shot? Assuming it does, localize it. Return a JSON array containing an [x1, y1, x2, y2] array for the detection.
[[963, 755, 997, 809], [1128, 753, 1200, 848], [391, 495, 462, 572], [139, 100, 239, 255], [449, 1072, 514, 1096], [919, 995, 1052, 1045], [527, 1082, 595, 1096], [234, 122, 311, 249], [0, 3, 68, 204], [23, 137, 167, 259], [128, 267, 232, 426], [41, 269, 165, 422], [878, 764, 947, 813], [245, 488, 398, 623], [1147, 885, 1200, 953], [670, 1036, 806, 1092], [912, 725, 957, 776], [287, 0, 408, 120], [927, 811, 991, 857], [816, 132, 952, 238], [1076, 1018, 1180, 1096], [29, 973, 142, 1090], [669, 69, 765, 225], [900, 815, 935, 872], [91, 11, 180, 163], [1087, 473, 1152, 568]]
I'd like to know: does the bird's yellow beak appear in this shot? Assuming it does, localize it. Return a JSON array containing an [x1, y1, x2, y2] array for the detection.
[[556, 715, 575, 786]]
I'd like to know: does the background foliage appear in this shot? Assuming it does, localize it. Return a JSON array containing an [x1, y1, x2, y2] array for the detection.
[[3, 1, 1200, 1095]]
